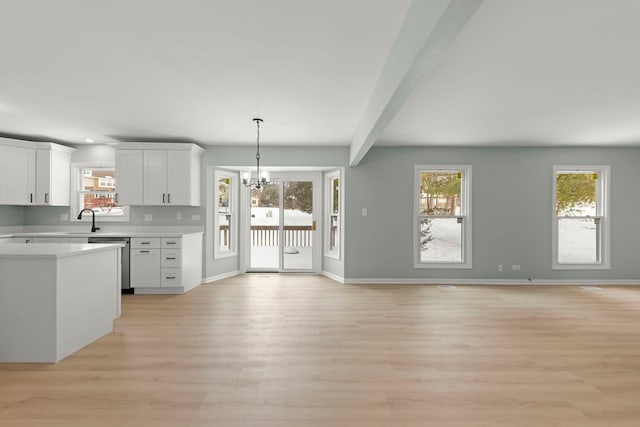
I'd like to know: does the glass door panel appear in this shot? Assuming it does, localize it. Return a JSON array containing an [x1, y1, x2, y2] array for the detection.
[[283, 180, 314, 270], [249, 181, 280, 270]]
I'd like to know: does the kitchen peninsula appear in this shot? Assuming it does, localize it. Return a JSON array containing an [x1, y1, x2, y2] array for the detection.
[[0, 242, 122, 363]]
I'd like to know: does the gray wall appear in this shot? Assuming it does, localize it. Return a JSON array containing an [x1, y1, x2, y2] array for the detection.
[[15, 143, 640, 282], [0, 206, 24, 226], [345, 146, 640, 281]]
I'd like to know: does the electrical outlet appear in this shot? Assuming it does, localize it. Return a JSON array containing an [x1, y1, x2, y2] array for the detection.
[[498, 264, 503, 272], [177, 212, 182, 220], [512, 264, 521, 271], [144, 214, 152, 222], [361, 208, 367, 217], [191, 214, 200, 221], [59, 213, 69, 222]]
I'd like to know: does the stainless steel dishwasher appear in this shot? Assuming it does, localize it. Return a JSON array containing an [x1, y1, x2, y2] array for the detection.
[[87, 237, 131, 293]]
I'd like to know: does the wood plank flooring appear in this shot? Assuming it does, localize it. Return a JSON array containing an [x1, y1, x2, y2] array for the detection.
[[2, 275, 640, 426]]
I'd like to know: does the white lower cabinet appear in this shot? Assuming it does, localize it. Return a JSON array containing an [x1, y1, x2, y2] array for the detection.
[[129, 234, 202, 293], [130, 238, 161, 288]]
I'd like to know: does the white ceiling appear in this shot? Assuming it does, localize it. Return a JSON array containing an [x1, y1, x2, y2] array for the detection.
[[1, 0, 640, 154]]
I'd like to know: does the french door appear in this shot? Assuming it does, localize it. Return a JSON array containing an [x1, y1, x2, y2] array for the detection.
[[243, 172, 321, 272]]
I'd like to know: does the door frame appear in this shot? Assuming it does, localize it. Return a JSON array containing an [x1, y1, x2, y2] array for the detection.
[[240, 171, 322, 273]]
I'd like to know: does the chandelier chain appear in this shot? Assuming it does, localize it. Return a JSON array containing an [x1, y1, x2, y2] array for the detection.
[[242, 118, 267, 189]]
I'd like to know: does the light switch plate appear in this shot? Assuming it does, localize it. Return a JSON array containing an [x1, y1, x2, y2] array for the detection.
[[361, 208, 367, 217]]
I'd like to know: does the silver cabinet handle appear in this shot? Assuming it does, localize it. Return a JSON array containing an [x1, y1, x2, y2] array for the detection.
[[162, 193, 166, 203], [115, 193, 119, 204], [29, 193, 33, 203], [140, 250, 150, 253], [44, 193, 49, 204], [167, 194, 171, 203], [166, 242, 176, 245], [166, 276, 176, 279], [166, 257, 176, 260], [140, 242, 150, 245]]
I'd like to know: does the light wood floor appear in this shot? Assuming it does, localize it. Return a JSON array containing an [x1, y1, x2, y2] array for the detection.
[[2, 275, 640, 426]]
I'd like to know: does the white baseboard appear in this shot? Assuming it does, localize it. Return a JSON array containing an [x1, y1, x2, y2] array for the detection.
[[134, 287, 184, 295], [343, 278, 640, 286], [321, 271, 345, 283], [202, 270, 241, 284]]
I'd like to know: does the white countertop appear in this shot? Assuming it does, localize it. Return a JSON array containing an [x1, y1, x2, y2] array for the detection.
[[1, 231, 203, 238], [0, 242, 124, 258]]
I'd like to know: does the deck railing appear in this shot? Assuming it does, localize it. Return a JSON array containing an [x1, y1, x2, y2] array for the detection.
[[219, 225, 313, 247]]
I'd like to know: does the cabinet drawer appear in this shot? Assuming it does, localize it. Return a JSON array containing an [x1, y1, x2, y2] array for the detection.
[[161, 250, 181, 268], [161, 238, 181, 248], [131, 237, 161, 249], [161, 268, 181, 287]]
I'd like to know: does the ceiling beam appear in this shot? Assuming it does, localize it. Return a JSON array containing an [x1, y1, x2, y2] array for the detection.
[[349, 0, 484, 166]]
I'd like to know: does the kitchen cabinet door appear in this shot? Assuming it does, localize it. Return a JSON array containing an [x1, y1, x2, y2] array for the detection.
[[130, 248, 161, 287], [143, 150, 168, 205], [115, 149, 143, 205], [166, 150, 191, 205], [0, 145, 35, 205], [35, 146, 73, 206]]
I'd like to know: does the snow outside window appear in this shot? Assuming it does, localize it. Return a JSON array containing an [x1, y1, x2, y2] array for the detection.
[[414, 165, 472, 269], [553, 165, 610, 269], [71, 163, 129, 222], [324, 170, 341, 259], [214, 170, 238, 258]]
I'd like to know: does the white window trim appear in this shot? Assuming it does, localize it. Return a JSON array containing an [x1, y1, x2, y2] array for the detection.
[[324, 169, 342, 260], [414, 164, 472, 269], [552, 165, 610, 270], [70, 162, 130, 223], [214, 169, 238, 259]]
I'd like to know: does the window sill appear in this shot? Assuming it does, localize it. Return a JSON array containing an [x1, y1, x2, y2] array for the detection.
[[214, 251, 237, 260], [552, 263, 610, 270]]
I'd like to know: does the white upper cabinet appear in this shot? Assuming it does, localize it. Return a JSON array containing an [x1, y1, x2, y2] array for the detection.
[[116, 143, 204, 206], [0, 138, 74, 206], [143, 150, 167, 205], [0, 141, 35, 205], [35, 144, 74, 206], [115, 149, 143, 205]]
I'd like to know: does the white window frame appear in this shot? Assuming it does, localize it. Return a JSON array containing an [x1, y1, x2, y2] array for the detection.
[[552, 165, 610, 270], [414, 165, 472, 269], [214, 169, 238, 259], [324, 169, 342, 260], [70, 162, 130, 223]]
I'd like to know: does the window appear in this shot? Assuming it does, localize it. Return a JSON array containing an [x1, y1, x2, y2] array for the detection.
[[324, 170, 341, 259], [71, 163, 129, 222], [415, 165, 472, 268], [214, 170, 238, 258], [553, 165, 610, 269]]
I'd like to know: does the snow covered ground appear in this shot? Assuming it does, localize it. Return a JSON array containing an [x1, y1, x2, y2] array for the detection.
[[249, 208, 598, 266], [421, 216, 598, 263], [250, 246, 313, 270], [249, 207, 313, 270]]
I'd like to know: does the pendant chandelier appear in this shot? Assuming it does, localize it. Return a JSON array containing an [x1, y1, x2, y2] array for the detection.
[[242, 118, 269, 189]]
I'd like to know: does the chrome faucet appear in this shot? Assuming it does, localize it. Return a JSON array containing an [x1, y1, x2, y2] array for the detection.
[[77, 209, 100, 233]]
